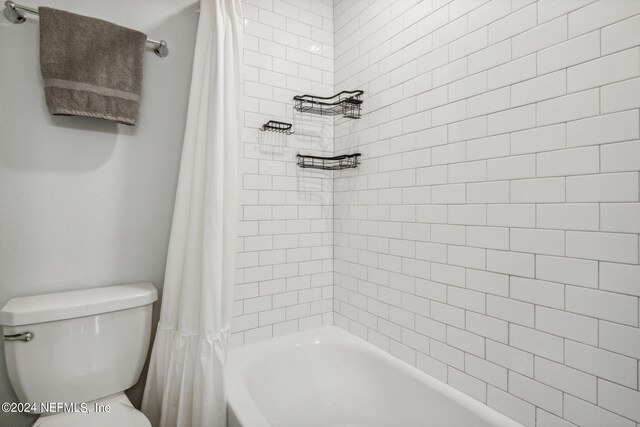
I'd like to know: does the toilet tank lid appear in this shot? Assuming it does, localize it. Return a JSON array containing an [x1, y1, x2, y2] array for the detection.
[[0, 282, 158, 326]]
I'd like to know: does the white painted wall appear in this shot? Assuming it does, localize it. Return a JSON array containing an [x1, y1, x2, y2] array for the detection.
[[334, 1, 640, 426], [0, 1, 198, 425], [231, 0, 336, 345]]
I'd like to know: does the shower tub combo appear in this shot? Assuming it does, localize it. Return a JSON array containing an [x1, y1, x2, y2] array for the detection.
[[227, 327, 523, 427]]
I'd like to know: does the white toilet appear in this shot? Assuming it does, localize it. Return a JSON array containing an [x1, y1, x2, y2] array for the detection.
[[0, 282, 158, 426]]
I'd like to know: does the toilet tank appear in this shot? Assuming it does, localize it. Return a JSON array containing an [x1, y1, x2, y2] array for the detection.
[[0, 282, 157, 409]]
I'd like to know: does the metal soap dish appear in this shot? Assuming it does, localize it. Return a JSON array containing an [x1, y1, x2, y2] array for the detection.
[[297, 153, 361, 170], [260, 120, 294, 135], [293, 90, 363, 119]]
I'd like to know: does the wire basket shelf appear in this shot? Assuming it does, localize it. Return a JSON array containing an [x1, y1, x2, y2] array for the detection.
[[297, 153, 361, 170], [260, 120, 294, 135], [293, 90, 363, 119]]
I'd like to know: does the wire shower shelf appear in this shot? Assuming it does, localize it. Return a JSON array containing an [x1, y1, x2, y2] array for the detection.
[[260, 120, 294, 134], [297, 153, 361, 170], [293, 90, 363, 119]]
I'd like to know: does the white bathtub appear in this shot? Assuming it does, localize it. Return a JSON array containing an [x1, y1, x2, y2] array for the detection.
[[226, 326, 524, 427]]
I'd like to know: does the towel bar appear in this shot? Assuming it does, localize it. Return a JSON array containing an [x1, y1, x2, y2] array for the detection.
[[3, 1, 169, 57]]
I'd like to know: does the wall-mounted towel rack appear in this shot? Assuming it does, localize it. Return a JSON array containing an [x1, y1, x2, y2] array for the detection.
[[3, 1, 169, 57]]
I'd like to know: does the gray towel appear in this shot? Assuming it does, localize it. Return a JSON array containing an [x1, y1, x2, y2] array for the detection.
[[39, 7, 147, 126]]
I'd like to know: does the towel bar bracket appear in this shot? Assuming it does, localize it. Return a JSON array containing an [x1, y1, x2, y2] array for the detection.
[[154, 40, 169, 58], [4, 1, 169, 58], [4, 0, 29, 23]]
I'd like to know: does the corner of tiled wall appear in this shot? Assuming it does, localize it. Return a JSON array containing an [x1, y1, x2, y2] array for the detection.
[[234, 0, 640, 426]]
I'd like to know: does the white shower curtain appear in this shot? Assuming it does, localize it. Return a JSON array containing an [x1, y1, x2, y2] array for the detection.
[[141, 0, 242, 426]]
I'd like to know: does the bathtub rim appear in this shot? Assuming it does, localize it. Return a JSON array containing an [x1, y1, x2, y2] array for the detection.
[[226, 326, 524, 427]]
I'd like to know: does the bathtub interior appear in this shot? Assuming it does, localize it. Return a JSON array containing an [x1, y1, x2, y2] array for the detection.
[[228, 328, 523, 427]]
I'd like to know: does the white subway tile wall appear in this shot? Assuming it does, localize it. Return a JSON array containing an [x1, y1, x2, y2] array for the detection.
[[333, 1, 640, 427], [233, 0, 335, 346], [233, 0, 640, 425]]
